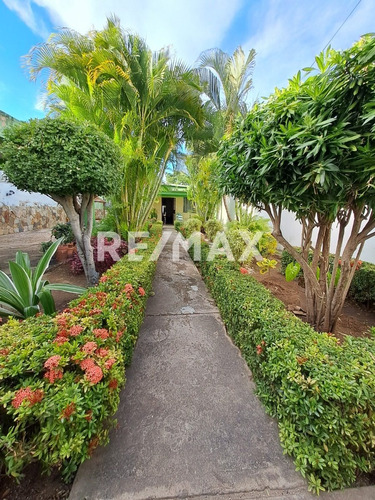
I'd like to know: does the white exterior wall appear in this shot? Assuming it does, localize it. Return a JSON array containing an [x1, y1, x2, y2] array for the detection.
[[0, 177, 56, 207], [217, 195, 375, 264], [273, 210, 375, 265]]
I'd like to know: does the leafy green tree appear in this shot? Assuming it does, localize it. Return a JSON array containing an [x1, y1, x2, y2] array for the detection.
[[26, 17, 203, 232], [1, 118, 122, 285], [165, 170, 190, 185], [218, 36, 375, 332], [186, 154, 221, 221]]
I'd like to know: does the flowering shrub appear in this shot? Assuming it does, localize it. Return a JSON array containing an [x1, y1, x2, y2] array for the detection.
[[0, 225, 161, 481], [193, 242, 375, 493], [69, 237, 128, 275]]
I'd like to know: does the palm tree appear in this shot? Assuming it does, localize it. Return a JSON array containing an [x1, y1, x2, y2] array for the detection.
[[190, 46, 256, 220], [25, 17, 203, 232], [197, 46, 256, 134]]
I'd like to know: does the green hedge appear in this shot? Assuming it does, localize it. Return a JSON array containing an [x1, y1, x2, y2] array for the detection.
[[0, 225, 162, 481], [281, 249, 375, 307], [349, 262, 375, 307], [192, 244, 375, 493]]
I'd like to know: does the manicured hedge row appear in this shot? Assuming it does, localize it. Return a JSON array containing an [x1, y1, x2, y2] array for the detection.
[[192, 243, 375, 493], [281, 249, 375, 308], [0, 225, 162, 481]]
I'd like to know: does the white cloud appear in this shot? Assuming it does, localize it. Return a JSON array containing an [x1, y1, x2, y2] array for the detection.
[[29, 0, 244, 64], [244, 0, 375, 98], [6, 0, 374, 104], [34, 88, 47, 112], [3, 0, 49, 38]]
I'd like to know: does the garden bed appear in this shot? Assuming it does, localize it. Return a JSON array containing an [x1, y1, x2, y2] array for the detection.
[[250, 257, 375, 340], [0, 463, 69, 500], [0, 225, 162, 499], [46, 263, 88, 313]]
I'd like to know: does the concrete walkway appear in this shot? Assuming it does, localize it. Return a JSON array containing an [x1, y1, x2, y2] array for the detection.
[[69, 229, 372, 500]]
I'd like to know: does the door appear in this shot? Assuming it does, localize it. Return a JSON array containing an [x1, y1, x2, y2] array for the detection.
[[161, 197, 175, 225]]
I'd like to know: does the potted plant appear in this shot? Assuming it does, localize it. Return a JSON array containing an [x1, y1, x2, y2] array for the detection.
[[51, 223, 76, 262]]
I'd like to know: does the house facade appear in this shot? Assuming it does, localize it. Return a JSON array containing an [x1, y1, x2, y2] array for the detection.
[[152, 184, 194, 225]]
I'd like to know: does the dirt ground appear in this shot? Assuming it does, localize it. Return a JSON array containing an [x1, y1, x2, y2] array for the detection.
[[0, 228, 51, 272], [0, 463, 70, 500], [44, 263, 88, 311], [251, 259, 375, 340]]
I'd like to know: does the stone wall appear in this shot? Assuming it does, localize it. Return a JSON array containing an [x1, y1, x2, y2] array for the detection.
[[0, 203, 67, 235]]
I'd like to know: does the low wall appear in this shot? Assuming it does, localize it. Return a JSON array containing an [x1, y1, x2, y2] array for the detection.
[[0, 203, 67, 235]]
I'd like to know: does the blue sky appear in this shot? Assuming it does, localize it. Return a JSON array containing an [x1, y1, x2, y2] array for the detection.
[[1, 0, 374, 121]]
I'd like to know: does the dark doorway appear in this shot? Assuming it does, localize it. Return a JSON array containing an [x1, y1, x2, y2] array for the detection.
[[162, 197, 175, 225]]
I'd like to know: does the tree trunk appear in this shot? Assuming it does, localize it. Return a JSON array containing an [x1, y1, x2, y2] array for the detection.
[[223, 195, 232, 222], [51, 194, 99, 286], [265, 203, 375, 333]]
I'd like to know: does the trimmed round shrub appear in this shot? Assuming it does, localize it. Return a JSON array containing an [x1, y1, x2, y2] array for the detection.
[[182, 217, 202, 238], [349, 262, 375, 307], [204, 219, 224, 242]]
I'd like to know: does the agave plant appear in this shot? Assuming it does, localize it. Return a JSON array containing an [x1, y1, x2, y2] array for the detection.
[[0, 238, 86, 318]]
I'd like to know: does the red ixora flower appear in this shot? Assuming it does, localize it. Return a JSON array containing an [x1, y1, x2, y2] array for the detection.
[[44, 368, 64, 384], [108, 379, 118, 390], [89, 308, 102, 316], [99, 275, 109, 283], [57, 329, 69, 338], [93, 328, 109, 340], [116, 330, 124, 343], [85, 410, 93, 421], [85, 365, 103, 385], [240, 267, 249, 275], [138, 287, 146, 297], [54, 336, 69, 345], [256, 340, 266, 356], [82, 342, 97, 354], [44, 355, 61, 370], [105, 358, 116, 370], [88, 436, 99, 455], [69, 325, 84, 337], [124, 284, 134, 296], [12, 387, 44, 409], [57, 315, 68, 327], [0, 348, 10, 356], [96, 348, 109, 357], [80, 358, 96, 371], [61, 402, 76, 419]]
